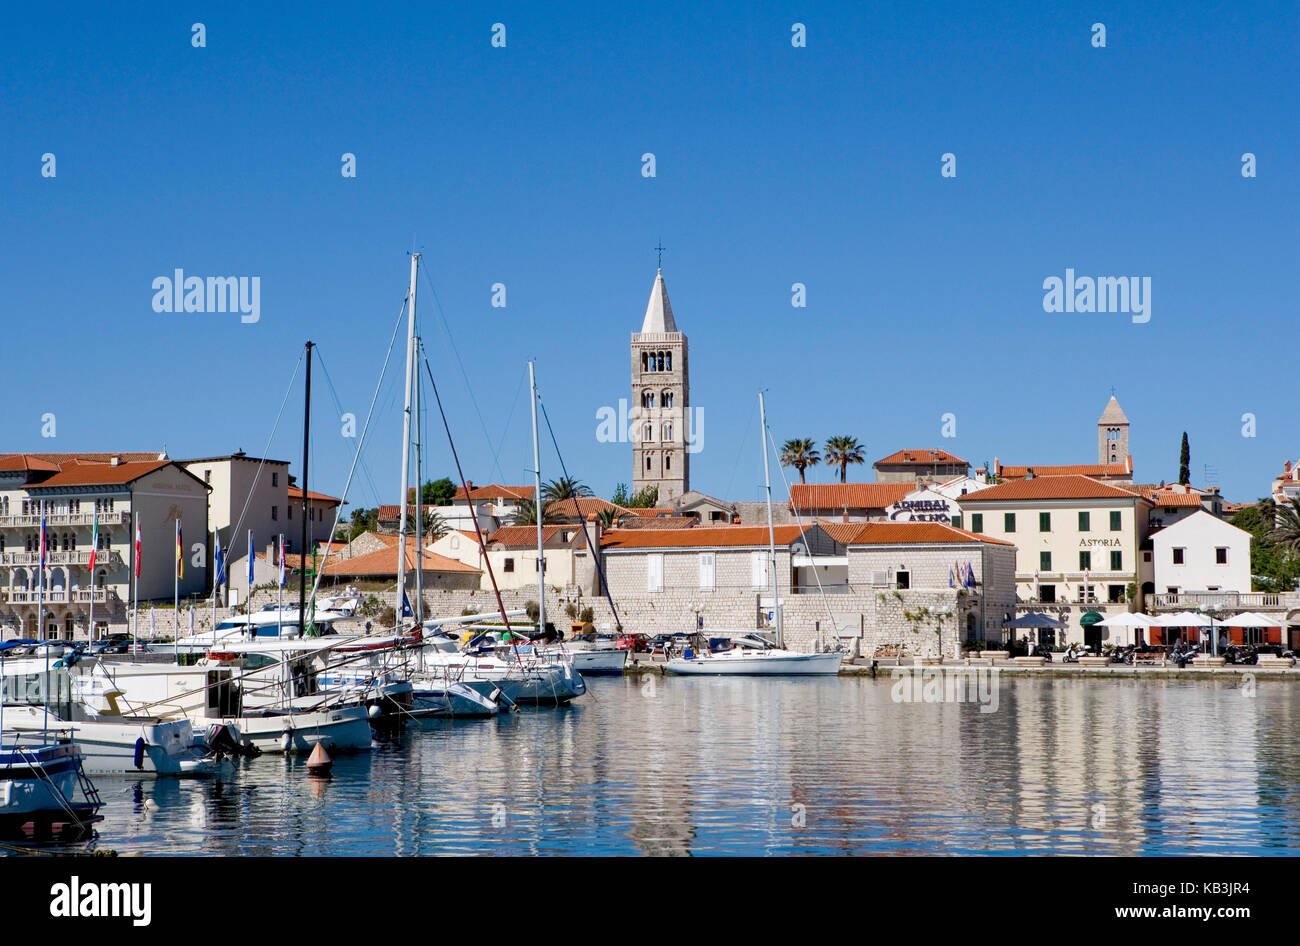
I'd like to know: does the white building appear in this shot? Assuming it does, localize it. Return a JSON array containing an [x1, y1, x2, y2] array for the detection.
[[1151, 510, 1251, 595]]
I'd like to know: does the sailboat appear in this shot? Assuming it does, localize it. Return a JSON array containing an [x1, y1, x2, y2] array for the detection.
[[667, 392, 844, 676]]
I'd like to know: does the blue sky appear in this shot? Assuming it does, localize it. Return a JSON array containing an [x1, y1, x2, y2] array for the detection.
[[2, 1, 1295, 512]]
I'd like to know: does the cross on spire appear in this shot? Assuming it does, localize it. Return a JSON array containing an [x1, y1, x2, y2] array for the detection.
[[655, 240, 665, 269]]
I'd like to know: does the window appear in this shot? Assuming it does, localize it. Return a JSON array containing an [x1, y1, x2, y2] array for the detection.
[[1039, 551, 1051, 571], [647, 553, 664, 592], [1004, 513, 1016, 532], [1215, 547, 1228, 565], [895, 570, 910, 590], [1110, 511, 1121, 531], [699, 552, 715, 590], [288, 505, 293, 520], [663, 391, 674, 407], [205, 470, 211, 484], [951, 514, 962, 530], [271, 506, 278, 521], [1108, 584, 1126, 603], [1039, 584, 1056, 603], [1079, 551, 1092, 570], [1143, 551, 1151, 562], [1078, 511, 1090, 531], [1173, 548, 1185, 565], [1039, 512, 1051, 532], [970, 513, 983, 534], [751, 551, 769, 590], [663, 423, 672, 441], [643, 424, 654, 442], [645, 454, 652, 472], [642, 392, 655, 408], [272, 472, 278, 487], [665, 453, 672, 471], [1110, 550, 1122, 570], [503, 558, 515, 572]]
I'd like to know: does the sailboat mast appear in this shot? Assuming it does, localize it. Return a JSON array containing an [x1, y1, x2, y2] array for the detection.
[[299, 341, 313, 633], [413, 336, 423, 624], [529, 360, 545, 635], [758, 392, 782, 649], [397, 253, 419, 625]]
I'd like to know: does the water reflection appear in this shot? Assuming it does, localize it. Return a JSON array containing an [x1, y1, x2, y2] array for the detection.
[[9, 677, 1299, 856]]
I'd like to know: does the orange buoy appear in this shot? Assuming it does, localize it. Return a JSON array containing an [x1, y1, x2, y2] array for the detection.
[[306, 742, 333, 776]]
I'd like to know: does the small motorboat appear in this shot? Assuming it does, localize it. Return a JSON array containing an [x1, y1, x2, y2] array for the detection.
[[0, 736, 103, 838]]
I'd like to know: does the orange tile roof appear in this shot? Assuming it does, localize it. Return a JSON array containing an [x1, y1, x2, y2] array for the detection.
[[377, 505, 401, 521], [545, 496, 632, 520], [613, 516, 698, 530], [602, 525, 807, 550], [1, 451, 163, 466], [287, 486, 342, 505], [320, 539, 479, 577], [1147, 491, 1204, 508], [789, 483, 912, 511], [28, 460, 173, 488], [958, 475, 1150, 502], [0, 454, 60, 473], [874, 449, 968, 466], [452, 484, 535, 501], [998, 461, 1130, 479], [842, 521, 1015, 546], [626, 507, 676, 517]]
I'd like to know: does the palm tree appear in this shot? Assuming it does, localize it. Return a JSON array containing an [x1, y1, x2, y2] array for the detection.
[[780, 438, 820, 484], [597, 508, 617, 530], [511, 498, 562, 526], [542, 476, 592, 504], [823, 436, 866, 483], [1271, 498, 1300, 556]]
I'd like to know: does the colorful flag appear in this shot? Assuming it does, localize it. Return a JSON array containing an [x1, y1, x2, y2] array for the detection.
[[401, 589, 413, 618], [948, 567, 955, 588], [247, 531, 254, 588], [176, 519, 183, 579], [135, 520, 142, 578], [87, 511, 99, 576], [39, 504, 47, 571], [278, 536, 286, 587], [213, 531, 225, 586]]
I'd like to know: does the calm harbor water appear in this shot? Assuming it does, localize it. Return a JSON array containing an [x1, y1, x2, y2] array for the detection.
[[14, 675, 1300, 856]]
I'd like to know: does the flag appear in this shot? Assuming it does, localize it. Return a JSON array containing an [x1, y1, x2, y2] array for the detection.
[[39, 505, 47, 571], [213, 531, 225, 586], [948, 567, 955, 588], [278, 536, 286, 587], [176, 519, 183, 579], [247, 531, 255, 588], [401, 589, 413, 618], [967, 562, 976, 588], [135, 520, 142, 578], [87, 511, 99, 576]]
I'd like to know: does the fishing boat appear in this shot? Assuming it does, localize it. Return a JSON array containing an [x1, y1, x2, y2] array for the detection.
[[666, 392, 844, 677], [0, 737, 103, 838]]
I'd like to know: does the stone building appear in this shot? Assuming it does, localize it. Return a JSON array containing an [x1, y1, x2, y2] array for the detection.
[[787, 483, 912, 521], [873, 449, 969, 484], [631, 268, 689, 502]]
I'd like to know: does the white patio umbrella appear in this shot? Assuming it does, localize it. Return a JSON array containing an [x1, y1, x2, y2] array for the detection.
[[1095, 612, 1149, 646], [1220, 612, 1276, 627]]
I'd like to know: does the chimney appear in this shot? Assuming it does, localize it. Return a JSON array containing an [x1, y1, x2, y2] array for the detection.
[[1286, 461, 1293, 474], [1025, 467, 1035, 480], [110, 456, 120, 466]]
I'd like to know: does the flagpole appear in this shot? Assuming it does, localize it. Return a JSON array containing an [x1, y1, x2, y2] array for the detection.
[[174, 517, 180, 661], [211, 529, 218, 640], [39, 500, 47, 737], [88, 509, 96, 642], [132, 512, 139, 653], [278, 533, 283, 639]]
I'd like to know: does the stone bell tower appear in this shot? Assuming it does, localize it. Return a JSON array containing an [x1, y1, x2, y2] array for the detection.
[[631, 264, 689, 503], [1098, 394, 1130, 466]]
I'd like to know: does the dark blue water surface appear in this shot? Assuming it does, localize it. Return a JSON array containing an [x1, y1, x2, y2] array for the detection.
[[13, 675, 1300, 855]]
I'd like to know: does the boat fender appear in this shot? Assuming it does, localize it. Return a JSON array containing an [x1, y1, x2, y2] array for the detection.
[[133, 737, 146, 769], [280, 730, 293, 752], [367, 704, 382, 719]]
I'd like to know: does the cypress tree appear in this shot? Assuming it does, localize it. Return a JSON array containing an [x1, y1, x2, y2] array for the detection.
[[1178, 432, 1190, 485]]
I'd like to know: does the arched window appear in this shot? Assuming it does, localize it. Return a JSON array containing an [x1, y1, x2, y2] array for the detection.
[[663, 423, 673, 441], [665, 352, 672, 370], [642, 391, 655, 408], [645, 454, 652, 471], [643, 423, 654, 442], [662, 391, 673, 407], [641, 352, 648, 372], [656, 352, 665, 371], [666, 453, 672, 471]]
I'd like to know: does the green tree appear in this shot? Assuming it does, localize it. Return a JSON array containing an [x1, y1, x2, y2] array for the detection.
[[511, 498, 562, 526], [542, 476, 592, 504], [780, 438, 821, 484], [611, 482, 631, 506], [1271, 498, 1300, 556], [597, 508, 617, 530], [629, 485, 659, 508], [420, 477, 456, 507], [346, 507, 379, 541], [1178, 432, 1190, 485], [824, 436, 866, 483]]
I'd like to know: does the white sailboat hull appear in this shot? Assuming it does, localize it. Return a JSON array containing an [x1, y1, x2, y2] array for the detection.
[[666, 650, 844, 676], [3, 706, 220, 777], [206, 706, 374, 754], [564, 649, 628, 675]]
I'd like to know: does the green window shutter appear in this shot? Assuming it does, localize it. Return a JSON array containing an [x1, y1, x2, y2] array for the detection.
[[1110, 550, 1122, 570], [1110, 510, 1122, 531], [1079, 551, 1092, 570], [971, 513, 983, 534], [1004, 513, 1016, 532], [1039, 551, 1051, 571], [1078, 511, 1090, 531], [1039, 512, 1051, 532], [951, 514, 963, 530]]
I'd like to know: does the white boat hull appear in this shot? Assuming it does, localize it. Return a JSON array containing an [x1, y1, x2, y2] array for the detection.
[[666, 650, 844, 676], [3, 706, 220, 777], [564, 649, 628, 675], [204, 706, 374, 754]]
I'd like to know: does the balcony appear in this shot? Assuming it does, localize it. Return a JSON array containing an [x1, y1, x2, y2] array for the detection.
[[0, 550, 122, 568], [0, 511, 131, 528], [0, 588, 116, 605], [1150, 592, 1295, 612]]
